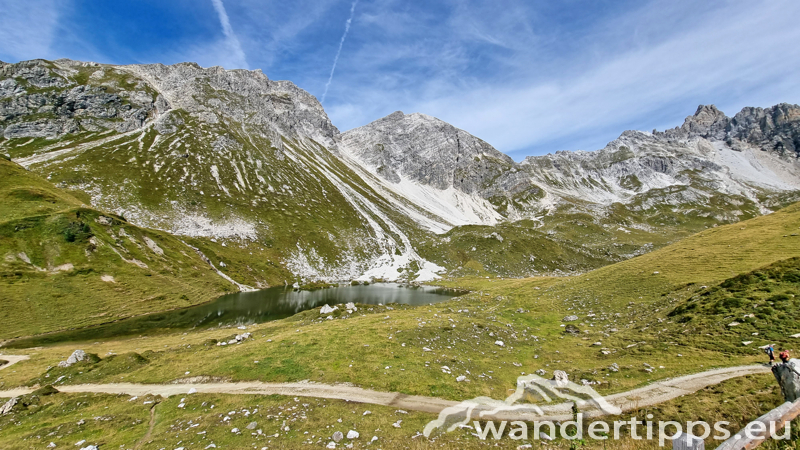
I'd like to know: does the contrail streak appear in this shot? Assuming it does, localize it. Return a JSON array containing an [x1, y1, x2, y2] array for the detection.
[[321, 0, 359, 103], [211, 0, 249, 69]]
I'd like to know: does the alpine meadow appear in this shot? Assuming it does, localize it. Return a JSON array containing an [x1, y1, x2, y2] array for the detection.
[[2, 2, 800, 449]]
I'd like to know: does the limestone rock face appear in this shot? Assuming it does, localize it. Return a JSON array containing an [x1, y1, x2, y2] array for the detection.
[[659, 103, 800, 156], [343, 104, 800, 229], [341, 111, 517, 194], [123, 62, 338, 148], [0, 60, 159, 139]]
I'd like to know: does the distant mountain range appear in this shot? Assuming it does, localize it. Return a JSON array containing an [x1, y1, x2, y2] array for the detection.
[[2, 58, 799, 288]]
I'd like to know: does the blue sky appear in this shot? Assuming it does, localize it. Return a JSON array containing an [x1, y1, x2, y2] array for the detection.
[[2, 0, 799, 160]]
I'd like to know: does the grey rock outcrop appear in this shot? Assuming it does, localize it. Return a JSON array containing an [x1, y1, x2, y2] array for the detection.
[[58, 349, 87, 368], [0, 397, 18, 415], [0, 59, 159, 139], [343, 103, 800, 227], [123, 62, 338, 148], [662, 103, 800, 156], [341, 111, 534, 197], [772, 359, 800, 402], [552, 370, 569, 387]]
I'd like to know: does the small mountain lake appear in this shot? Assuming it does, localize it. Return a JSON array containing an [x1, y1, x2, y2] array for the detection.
[[4, 283, 462, 348]]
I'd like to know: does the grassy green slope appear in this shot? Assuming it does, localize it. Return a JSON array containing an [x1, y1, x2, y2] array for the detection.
[[0, 159, 235, 339], [0, 156, 85, 221], [4, 203, 798, 404]]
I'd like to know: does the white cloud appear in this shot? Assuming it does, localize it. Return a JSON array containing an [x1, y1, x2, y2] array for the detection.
[[321, 0, 359, 103], [326, 1, 800, 157], [210, 0, 249, 69], [0, 0, 60, 62]]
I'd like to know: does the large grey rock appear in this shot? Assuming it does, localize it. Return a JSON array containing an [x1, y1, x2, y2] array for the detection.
[[772, 358, 800, 402], [0, 397, 18, 415], [58, 349, 87, 368], [552, 370, 569, 387]]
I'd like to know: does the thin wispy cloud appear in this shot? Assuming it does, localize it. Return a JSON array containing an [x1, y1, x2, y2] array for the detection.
[[321, 0, 359, 104], [324, 0, 800, 158], [3, 0, 798, 159], [210, 0, 249, 69], [0, 0, 60, 62]]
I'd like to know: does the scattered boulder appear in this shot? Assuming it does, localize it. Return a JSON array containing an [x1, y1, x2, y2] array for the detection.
[[333, 431, 344, 442], [320, 304, 338, 315], [57, 350, 87, 368], [563, 324, 580, 336], [246, 421, 257, 430], [347, 430, 359, 439], [494, 340, 505, 347], [552, 370, 569, 387], [562, 315, 579, 322], [609, 363, 620, 373], [216, 332, 251, 346], [0, 397, 18, 415]]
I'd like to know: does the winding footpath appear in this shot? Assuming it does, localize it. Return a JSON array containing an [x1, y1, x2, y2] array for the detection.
[[0, 356, 770, 420], [0, 355, 29, 372]]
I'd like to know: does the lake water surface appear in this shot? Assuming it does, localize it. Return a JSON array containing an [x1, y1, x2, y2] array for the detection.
[[5, 283, 461, 347]]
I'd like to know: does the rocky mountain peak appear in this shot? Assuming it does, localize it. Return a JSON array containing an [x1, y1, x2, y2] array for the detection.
[[680, 104, 730, 138], [341, 110, 513, 194], [124, 61, 338, 147]]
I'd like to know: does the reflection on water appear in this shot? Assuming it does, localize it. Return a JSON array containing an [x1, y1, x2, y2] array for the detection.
[[5, 283, 460, 347]]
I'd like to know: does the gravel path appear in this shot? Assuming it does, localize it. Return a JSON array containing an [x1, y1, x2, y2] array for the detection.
[[0, 360, 770, 420]]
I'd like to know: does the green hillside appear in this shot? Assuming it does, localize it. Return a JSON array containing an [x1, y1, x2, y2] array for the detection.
[[0, 158, 235, 339], [3, 202, 797, 403]]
